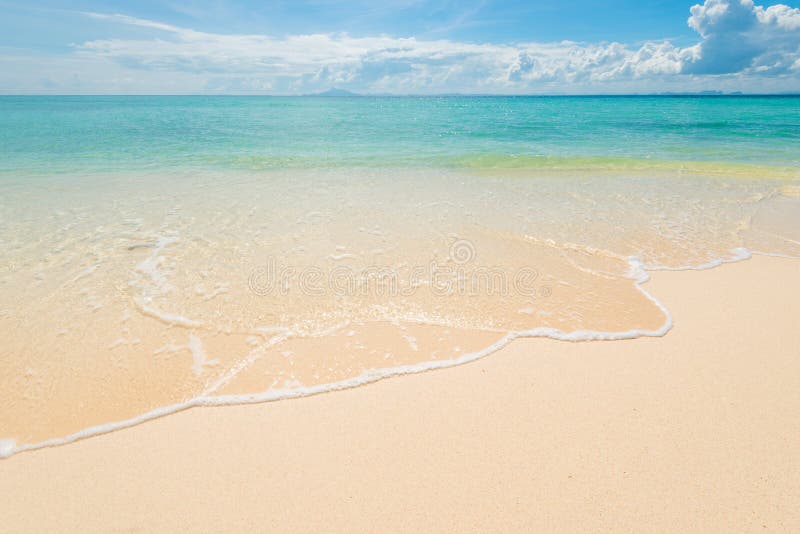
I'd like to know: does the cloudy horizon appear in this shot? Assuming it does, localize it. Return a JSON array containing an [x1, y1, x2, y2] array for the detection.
[[1, 0, 799, 95]]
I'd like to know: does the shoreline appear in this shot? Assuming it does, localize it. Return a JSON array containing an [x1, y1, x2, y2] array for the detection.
[[1, 254, 799, 531], [5, 163, 797, 447], [2, 247, 780, 460], [0, 243, 683, 459]]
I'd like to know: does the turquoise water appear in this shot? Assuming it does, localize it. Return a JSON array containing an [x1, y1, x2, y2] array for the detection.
[[1, 95, 799, 174], [0, 93, 800, 457], [2, 94, 800, 455]]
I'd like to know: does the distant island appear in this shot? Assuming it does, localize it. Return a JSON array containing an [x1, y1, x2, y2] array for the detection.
[[303, 88, 361, 97], [292, 89, 795, 98]]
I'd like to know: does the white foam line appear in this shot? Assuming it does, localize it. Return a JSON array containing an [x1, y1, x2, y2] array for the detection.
[[134, 299, 204, 328], [202, 333, 291, 396], [749, 250, 800, 260], [136, 235, 178, 293], [640, 247, 752, 272], [0, 439, 14, 459], [0, 247, 777, 460]]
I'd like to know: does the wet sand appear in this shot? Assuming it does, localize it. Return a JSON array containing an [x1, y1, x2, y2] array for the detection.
[[1, 254, 799, 532]]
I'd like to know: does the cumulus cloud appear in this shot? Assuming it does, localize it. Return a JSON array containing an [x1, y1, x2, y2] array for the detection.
[[683, 0, 800, 74]]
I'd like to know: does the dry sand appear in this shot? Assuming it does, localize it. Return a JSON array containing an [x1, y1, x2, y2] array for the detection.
[[1, 255, 799, 532]]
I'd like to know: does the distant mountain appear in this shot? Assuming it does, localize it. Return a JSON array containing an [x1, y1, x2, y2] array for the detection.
[[654, 90, 739, 96], [294, 90, 793, 97], [304, 88, 360, 97]]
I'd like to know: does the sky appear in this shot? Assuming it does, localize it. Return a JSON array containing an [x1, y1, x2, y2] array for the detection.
[[0, 0, 799, 94]]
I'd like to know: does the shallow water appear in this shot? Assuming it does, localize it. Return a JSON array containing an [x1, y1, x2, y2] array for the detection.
[[1, 96, 799, 455]]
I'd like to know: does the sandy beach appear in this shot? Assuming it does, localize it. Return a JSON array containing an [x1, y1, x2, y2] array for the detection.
[[1, 254, 798, 532], [3, 1, 800, 531]]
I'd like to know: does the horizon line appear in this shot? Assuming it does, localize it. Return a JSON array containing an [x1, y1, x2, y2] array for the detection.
[[2, 92, 800, 97]]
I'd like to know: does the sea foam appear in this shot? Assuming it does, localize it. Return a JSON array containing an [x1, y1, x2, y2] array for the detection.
[[0, 251, 679, 459]]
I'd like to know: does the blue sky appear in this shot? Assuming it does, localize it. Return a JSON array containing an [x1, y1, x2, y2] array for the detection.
[[0, 1, 703, 46], [1, 0, 799, 94]]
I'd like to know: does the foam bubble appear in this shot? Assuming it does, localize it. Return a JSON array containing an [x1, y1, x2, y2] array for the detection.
[[0, 439, 15, 459], [134, 298, 203, 328], [187, 333, 218, 377]]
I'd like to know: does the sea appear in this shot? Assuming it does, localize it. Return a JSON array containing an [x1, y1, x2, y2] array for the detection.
[[1, 95, 798, 457]]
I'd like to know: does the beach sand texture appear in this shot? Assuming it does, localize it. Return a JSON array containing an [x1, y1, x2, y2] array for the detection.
[[2, 255, 798, 532]]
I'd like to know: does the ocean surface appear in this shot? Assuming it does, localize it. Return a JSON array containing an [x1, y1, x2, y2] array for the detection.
[[1, 95, 799, 457], [2, 95, 800, 174]]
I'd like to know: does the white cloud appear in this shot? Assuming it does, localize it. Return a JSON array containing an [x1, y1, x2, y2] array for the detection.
[[69, 13, 688, 93], [2, 1, 799, 94], [684, 0, 800, 74]]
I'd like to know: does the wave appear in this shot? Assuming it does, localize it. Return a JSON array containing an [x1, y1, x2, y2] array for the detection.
[[5, 246, 782, 459]]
